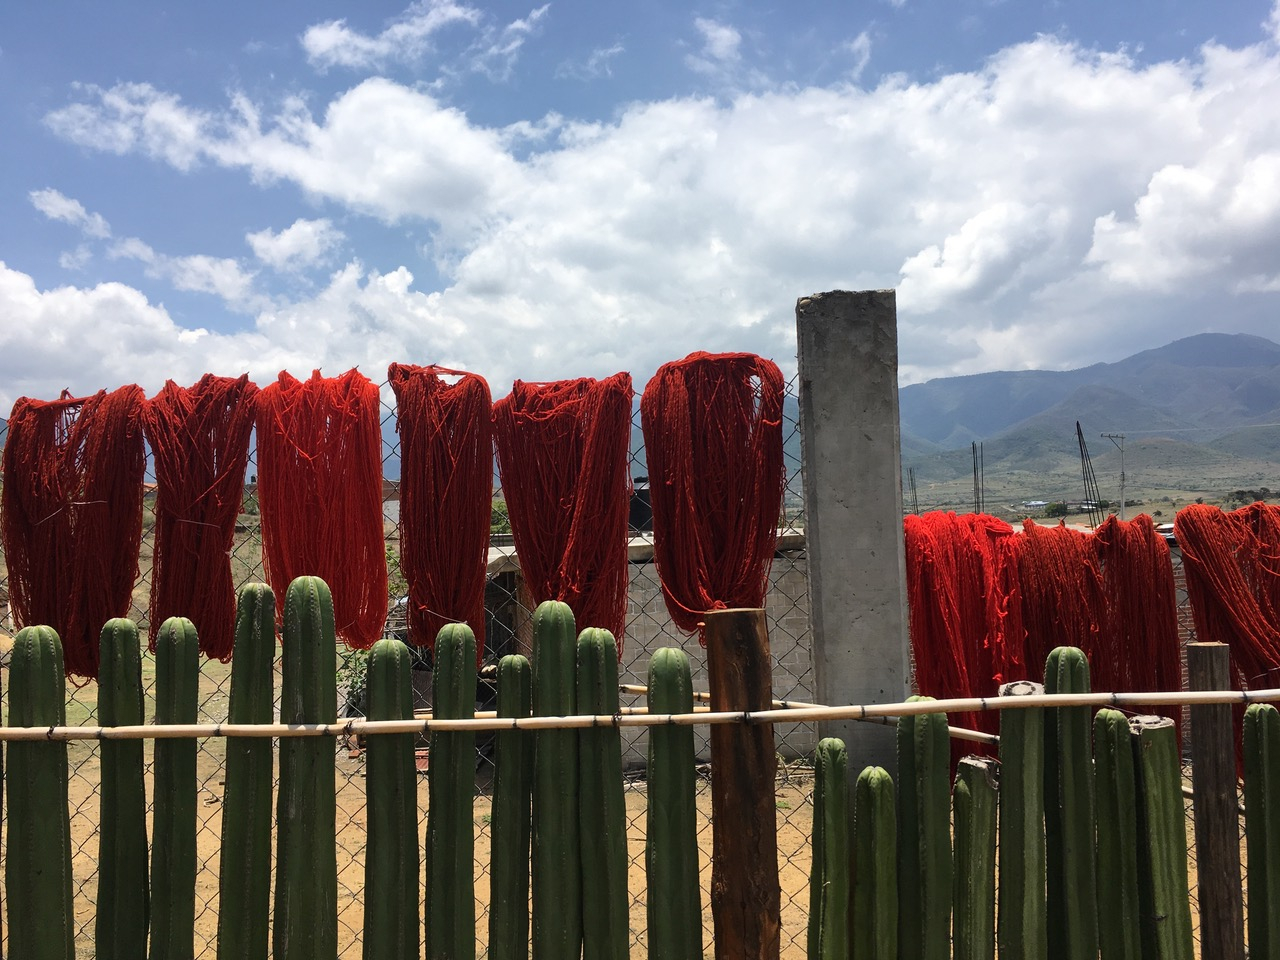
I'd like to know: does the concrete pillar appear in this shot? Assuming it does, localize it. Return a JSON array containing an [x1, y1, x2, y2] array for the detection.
[[796, 290, 910, 774]]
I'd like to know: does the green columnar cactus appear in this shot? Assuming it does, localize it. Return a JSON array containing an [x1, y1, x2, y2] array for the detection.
[[490, 654, 535, 960], [808, 738, 850, 960], [1130, 716, 1194, 960], [364, 638, 419, 960], [953, 757, 998, 960], [1094, 708, 1141, 960], [646, 647, 702, 960], [150, 616, 200, 960], [1044, 647, 1098, 960], [97, 617, 150, 960], [531, 600, 582, 960], [217, 584, 277, 960], [274, 576, 338, 960], [426, 623, 477, 960], [1245, 703, 1280, 960], [5, 625, 74, 960], [897, 698, 951, 960], [851, 766, 896, 960], [576, 627, 629, 960], [997, 680, 1046, 960]]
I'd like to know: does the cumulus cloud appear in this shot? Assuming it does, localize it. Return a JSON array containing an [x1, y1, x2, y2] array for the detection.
[[686, 18, 742, 77], [247, 218, 346, 271], [29, 25, 1280, 397], [302, 0, 481, 71], [110, 236, 266, 312], [29, 188, 112, 238]]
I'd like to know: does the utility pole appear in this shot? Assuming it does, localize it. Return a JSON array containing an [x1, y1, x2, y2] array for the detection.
[[1102, 433, 1126, 520]]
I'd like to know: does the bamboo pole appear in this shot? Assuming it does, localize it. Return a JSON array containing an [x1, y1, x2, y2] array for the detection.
[[2, 686, 1279, 741]]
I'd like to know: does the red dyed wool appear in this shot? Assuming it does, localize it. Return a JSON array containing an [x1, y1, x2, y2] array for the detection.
[[903, 512, 1016, 752], [256, 370, 387, 648], [1, 386, 146, 679], [1010, 520, 1107, 684], [1176, 502, 1280, 690], [1091, 514, 1181, 701], [388, 363, 492, 657], [492, 374, 633, 652], [142, 374, 259, 660], [639, 352, 785, 638]]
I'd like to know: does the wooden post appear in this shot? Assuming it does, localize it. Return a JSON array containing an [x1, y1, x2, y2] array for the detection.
[[1188, 642, 1244, 960], [703, 608, 781, 960]]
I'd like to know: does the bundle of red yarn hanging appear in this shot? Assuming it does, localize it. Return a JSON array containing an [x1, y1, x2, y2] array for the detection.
[[492, 374, 633, 652], [640, 351, 785, 638], [256, 369, 387, 648], [388, 363, 492, 657], [1, 386, 147, 678], [142, 374, 259, 660]]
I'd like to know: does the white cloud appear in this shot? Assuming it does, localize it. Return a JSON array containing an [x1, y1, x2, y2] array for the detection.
[[302, 0, 481, 71], [556, 43, 625, 81], [110, 235, 266, 312], [468, 4, 550, 82], [247, 218, 346, 271], [33, 28, 1280, 391], [59, 246, 93, 271], [29, 188, 112, 238], [686, 18, 742, 77], [1269, 1, 1280, 45], [847, 31, 873, 80]]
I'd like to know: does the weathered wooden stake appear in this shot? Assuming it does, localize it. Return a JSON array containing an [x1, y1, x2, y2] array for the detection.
[[1188, 642, 1245, 960], [703, 607, 781, 960]]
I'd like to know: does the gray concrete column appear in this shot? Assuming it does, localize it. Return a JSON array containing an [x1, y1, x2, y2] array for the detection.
[[796, 290, 910, 775]]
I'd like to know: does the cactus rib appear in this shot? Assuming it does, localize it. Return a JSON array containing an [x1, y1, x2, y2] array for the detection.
[[808, 738, 850, 960], [997, 680, 1046, 960], [1094, 707, 1141, 960], [149, 616, 200, 960], [426, 622, 478, 960], [897, 696, 951, 960], [97, 618, 150, 960]]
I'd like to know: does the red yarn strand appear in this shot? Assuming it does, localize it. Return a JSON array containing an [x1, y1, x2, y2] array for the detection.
[[142, 374, 259, 660], [640, 352, 786, 637], [388, 363, 492, 657], [256, 369, 387, 649], [492, 374, 633, 652], [1, 386, 146, 679]]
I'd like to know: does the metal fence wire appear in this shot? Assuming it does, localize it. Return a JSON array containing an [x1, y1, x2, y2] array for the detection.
[[0, 378, 1234, 958], [0, 375, 820, 958]]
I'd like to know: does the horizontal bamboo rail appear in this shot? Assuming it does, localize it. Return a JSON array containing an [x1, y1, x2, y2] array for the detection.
[[619, 684, 1001, 745], [1, 686, 1275, 742]]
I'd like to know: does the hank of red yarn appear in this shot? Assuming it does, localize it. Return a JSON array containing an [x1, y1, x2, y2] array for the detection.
[[388, 363, 492, 658], [1, 386, 147, 679], [640, 352, 785, 638], [142, 374, 259, 660], [1176, 502, 1280, 689], [1091, 514, 1181, 703], [492, 374, 633, 652], [256, 369, 387, 648], [1010, 519, 1107, 684]]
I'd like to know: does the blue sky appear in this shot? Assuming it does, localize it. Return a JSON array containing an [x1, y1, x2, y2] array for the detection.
[[2, 0, 1279, 411]]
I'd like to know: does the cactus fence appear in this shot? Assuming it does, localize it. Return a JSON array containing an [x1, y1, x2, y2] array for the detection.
[[0, 377, 819, 958], [0, 377, 1242, 958]]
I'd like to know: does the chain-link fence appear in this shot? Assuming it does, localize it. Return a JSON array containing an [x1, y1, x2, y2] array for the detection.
[[0, 375, 1248, 958], [0, 374, 818, 958]]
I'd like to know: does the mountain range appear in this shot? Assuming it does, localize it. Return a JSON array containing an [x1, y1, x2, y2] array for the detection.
[[898, 332, 1280, 508]]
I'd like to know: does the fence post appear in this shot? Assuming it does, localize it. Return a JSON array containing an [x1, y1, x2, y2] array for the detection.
[[796, 289, 910, 775], [704, 607, 781, 960], [1188, 642, 1245, 960]]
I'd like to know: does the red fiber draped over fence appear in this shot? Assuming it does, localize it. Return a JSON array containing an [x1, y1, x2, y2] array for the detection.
[[142, 374, 259, 660], [256, 369, 387, 649], [640, 352, 785, 637], [389, 363, 492, 657], [492, 374, 633, 651], [1176, 502, 1280, 690], [1, 386, 146, 679], [1091, 514, 1182, 702]]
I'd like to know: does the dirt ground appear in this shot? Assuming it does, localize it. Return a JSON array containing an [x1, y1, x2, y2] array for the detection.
[[55, 743, 818, 959]]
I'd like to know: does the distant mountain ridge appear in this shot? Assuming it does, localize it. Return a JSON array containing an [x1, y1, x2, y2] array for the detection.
[[899, 333, 1280, 451]]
